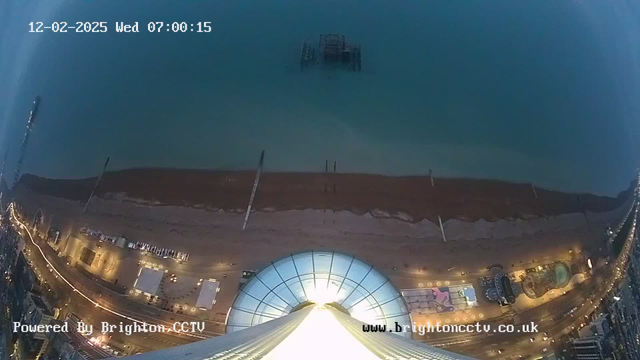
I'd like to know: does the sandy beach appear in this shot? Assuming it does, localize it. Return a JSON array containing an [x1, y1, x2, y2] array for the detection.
[[13, 169, 634, 276], [19, 169, 634, 223]]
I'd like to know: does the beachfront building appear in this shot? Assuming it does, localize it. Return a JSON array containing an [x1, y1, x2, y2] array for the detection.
[[115, 252, 473, 359]]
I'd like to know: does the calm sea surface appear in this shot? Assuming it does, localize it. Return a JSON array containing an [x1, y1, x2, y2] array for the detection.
[[1, 0, 639, 195]]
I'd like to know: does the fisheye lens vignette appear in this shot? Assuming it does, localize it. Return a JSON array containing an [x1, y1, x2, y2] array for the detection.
[[0, 0, 640, 360]]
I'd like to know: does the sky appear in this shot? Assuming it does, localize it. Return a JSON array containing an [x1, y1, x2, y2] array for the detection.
[[0, 0, 639, 196]]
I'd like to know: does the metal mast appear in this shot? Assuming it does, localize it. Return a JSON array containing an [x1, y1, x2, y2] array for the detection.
[[13, 96, 40, 188]]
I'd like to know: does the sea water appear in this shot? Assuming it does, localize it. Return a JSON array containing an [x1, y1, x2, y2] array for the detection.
[[0, 0, 639, 195]]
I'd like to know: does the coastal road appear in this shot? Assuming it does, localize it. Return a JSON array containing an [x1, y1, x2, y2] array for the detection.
[[21, 236, 199, 355], [12, 206, 223, 355], [441, 278, 592, 358], [453, 205, 637, 358]]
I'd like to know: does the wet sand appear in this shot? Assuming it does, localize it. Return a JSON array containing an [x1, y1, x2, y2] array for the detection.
[[18, 169, 634, 223]]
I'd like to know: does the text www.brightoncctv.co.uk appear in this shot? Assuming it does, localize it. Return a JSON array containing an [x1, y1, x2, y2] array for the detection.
[[363, 322, 539, 336]]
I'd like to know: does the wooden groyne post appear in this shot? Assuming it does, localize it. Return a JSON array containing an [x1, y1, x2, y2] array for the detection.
[[324, 160, 327, 212], [243, 150, 265, 230], [438, 215, 447, 242], [83, 157, 110, 214], [577, 194, 591, 233], [430, 169, 446, 242], [531, 182, 548, 224], [531, 182, 538, 199], [333, 160, 337, 195]]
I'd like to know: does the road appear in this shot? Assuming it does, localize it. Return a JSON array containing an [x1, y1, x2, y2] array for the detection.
[[10, 204, 219, 356]]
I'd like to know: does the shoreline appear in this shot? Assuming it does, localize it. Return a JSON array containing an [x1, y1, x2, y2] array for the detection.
[[18, 168, 634, 223]]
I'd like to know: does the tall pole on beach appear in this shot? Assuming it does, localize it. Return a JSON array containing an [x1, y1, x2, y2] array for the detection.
[[83, 157, 110, 214], [243, 150, 265, 230]]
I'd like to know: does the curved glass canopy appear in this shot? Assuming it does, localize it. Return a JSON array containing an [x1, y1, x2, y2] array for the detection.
[[226, 251, 412, 338]]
